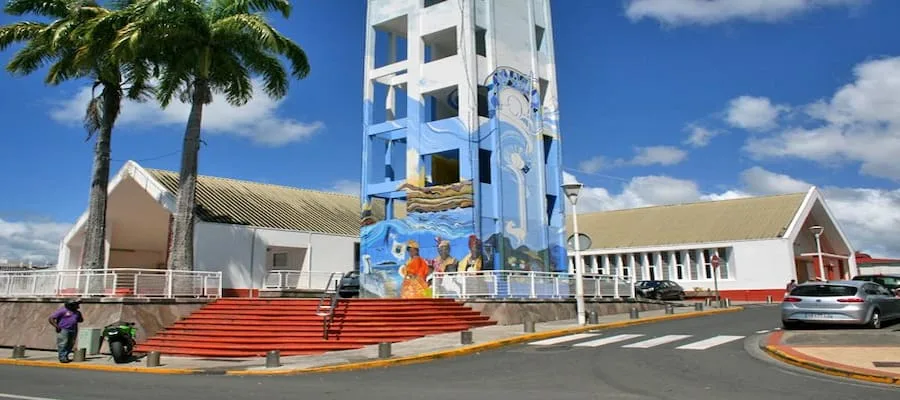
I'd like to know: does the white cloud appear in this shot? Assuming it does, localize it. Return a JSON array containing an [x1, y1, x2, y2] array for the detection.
[[49, 79, 325, 147], [725, 96, 788, 131], [629, 146, 688, 166], [624, 0, 867, 26], [684, 124, 722, 147], [0, 218, 71, 263], [563, 166, 900, 258], [743, 56, 900, 181], [328, 179, 361, 197], [578, 156, 607, 173]]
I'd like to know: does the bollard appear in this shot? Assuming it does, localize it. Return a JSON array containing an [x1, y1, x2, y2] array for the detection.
[[766, 295, 773, 304], [146, 351, 161, 367], [724, 298, 732, 308], [587, 311, 599, 325], [265, 350, 280, 368], [73, 348, 86, 363], [694, 302, 704, 312], [704, 298, 713, 306], [11, 345, 26, 359], [524, 319, 536, 333], [665, 304, 675, 315], [378, 342, 392, 359], [629, 307, 640, 319], [460, 330, 473, 345]]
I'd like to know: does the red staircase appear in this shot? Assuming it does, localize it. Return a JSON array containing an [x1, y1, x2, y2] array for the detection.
[[134, 298, 496, 358]]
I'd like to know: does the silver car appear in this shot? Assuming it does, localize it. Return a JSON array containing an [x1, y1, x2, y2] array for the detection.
[[781, 280, 900, 329]]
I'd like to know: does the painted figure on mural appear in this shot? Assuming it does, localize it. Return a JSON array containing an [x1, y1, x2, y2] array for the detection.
[[431, 238, 458, 273], [457, 235, 484, 272], [400, 240, 431, 298]]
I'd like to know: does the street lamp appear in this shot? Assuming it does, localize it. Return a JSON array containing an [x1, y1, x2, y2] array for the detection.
[[562, 182, 586, 325], [809, 225, 825, 281]]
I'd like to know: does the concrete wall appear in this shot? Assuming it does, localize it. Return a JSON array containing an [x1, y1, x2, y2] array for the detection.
[[464, 300, 666, 325], [0, 300, 204, 351], [193, 222, 358, 291]]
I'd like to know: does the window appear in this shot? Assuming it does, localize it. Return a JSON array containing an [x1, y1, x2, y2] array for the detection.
[[477, 85, 490, 118], [272, 253, 288, 268], [674, 251, 684, 280], [716, 247, 730, 279], [422, 149, 460, 186], [475, 26, 486, 56], [534, 25, 545, 52], [373, 15, 408, 69], [702, 249, 713, 279], [372, 78, 408, 124], [423, 86, 459, 122], [423, 26, 457, 63], [424, 0, 446, 7], [791, 284, 857, 297], [479, 149, 492, 183]]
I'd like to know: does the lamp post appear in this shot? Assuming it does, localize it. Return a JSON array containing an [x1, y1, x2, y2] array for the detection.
[[810, 225, 825, 281], [562, 182, 586, 325]]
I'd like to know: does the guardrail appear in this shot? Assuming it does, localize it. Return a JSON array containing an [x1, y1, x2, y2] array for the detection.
[[432, 270, 635, 299], [262, 270, 341, 291], [0, 268, 222, 299]]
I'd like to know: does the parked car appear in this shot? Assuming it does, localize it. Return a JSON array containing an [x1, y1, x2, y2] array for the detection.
[[781, 280, 900, 329], [635, 280, 685, 300], [337, 270, 360, 298], [852, 274, 900, 296]]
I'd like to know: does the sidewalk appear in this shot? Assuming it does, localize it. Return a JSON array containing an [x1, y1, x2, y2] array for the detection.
[[763, 329, 900, 386], [0, 304, 741, 375]]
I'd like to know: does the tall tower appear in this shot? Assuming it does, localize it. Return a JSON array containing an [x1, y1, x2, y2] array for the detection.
[[359, 0, 567, 298]]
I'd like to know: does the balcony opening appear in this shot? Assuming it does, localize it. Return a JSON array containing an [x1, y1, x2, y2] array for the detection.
[[538, 78, 548, 107], [372, 77, 408, 124], [423, 85, 459, 122], [476, 85, 490, 118], [542, 134, 553, 164], [422, 149, 460, 186], [373, 15, 408, 69], [534, 25, 545, 53], [475, 26, 487, 56], [545, 194, 556, 223], [423, 26, 457, 63], [424, 0, 446, 7], [479, 149, 492, 184], [368, 137, 407, 182]]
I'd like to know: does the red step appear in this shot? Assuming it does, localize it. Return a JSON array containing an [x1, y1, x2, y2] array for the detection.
[[137, 298, 496, 358]]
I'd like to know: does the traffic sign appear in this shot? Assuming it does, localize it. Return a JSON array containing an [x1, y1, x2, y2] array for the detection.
[[711, 254, 720, 269]]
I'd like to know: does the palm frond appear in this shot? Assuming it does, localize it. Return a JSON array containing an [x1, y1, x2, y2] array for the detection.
[[83, 91, 102, 139], [3, 0, 72, 18], [0, 21, 46, 51], [210, 0, 291, 19], [208, 49, 252, 105], [212, 13, 309, 79]]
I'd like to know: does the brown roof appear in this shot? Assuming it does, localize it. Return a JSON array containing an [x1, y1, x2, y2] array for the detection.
[[566, 192, 807, 250], [146, 168, 364, 236]]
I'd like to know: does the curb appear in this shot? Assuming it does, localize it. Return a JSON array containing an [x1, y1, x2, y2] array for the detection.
[[0, 357, 199, 375], [762, 343, 900, 386], [226, 306, 744, 376]]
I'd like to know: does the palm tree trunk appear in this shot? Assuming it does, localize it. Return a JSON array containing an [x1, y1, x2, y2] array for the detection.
[[166, 79, 207, 278], [82, 85, 120, 293]]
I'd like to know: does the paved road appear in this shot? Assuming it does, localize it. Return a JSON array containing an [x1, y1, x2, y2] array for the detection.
[[1, 305, 896, 400]]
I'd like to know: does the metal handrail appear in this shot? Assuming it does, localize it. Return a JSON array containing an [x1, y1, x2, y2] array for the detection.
[[315, 272, 343, 339]]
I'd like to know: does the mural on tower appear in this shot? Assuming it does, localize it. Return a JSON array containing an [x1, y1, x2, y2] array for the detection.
[[359, 0, 568, 299]]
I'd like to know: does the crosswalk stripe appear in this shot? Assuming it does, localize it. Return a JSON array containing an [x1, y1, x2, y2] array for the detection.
[[675, 335, 745, 350], [622, 334, 693, 348], [528, 333, 600, 346], [573, 334, 645, 347]]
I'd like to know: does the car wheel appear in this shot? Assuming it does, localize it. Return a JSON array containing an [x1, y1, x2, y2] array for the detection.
[[868, 309, 882, 329]]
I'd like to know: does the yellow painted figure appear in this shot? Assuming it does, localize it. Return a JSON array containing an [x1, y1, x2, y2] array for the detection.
[[457, 235, 484, 272], [400, 240, 431, 298], [431, 239, 458, 273]]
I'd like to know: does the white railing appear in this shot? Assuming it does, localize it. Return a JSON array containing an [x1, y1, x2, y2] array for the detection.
[[262, 270, 341, 291], [0, 268, 222, 299], [432, 270, 636, 299]]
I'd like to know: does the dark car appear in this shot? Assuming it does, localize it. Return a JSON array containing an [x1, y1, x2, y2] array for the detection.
[[852, 274, 900, 296], [338, 270, 360, 298], [635, 280, 685, 301]]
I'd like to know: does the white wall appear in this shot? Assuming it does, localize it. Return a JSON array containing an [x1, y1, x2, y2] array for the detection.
[[193, 221, 358, 290]]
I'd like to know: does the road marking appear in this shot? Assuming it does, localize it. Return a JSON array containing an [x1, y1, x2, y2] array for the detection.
[[622, 335, 693, 348], [676, 335, 746, 350], [756, 329, 770, 334], [528, 333, 600, 346], [573, 334, 645, 347], [0, 393, 61, 400]]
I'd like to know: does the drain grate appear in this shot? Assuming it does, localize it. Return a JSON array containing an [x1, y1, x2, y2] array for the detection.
[[872, 361, 900, 368]]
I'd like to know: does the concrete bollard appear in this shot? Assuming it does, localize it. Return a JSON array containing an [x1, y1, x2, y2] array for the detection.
[[73, 348, 86, 363], [587, 311, 599, 325], [723, 298, 732, 308], [665, 304, 675, 315], [146, 351, 161, 367], [766, 295, 773, 304], [704, 298, 713, 306], [11, 345, 26, 359], [524, 319, 536, 333], [460, 330, 473, 345], [694, 303, 704, 312], [378, 342, 392, 359], [629, 307, 640, 319], [265, 350, 280, 368]]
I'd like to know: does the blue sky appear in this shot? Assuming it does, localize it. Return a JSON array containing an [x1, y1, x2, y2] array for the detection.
[[2, 0, 899, 262]]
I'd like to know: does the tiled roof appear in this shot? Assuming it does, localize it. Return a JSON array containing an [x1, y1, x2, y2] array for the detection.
[[566, 192, 807, 250], [146, 169, 364, 236]]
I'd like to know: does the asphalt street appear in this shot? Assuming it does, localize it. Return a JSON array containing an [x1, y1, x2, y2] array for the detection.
[[1, 305, 897, 400]]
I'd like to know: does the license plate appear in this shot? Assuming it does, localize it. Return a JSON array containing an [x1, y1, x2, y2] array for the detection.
[[805, 313, 835, 319]]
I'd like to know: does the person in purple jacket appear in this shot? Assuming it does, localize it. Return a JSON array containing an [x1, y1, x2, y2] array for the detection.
[[48, 300, 83, 363]]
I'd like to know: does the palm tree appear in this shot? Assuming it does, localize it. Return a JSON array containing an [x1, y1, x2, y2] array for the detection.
[[0, 0, 152, 272], [112, 0, 310, 273]]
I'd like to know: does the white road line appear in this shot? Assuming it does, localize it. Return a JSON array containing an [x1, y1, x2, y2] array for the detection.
[[755, 330, 770, 334], [573, 334, 645, 347], [0, 393, 61, 400], [528, 333, 600, 346], [622, 335, 693, 348], [676, 335, 746, 350]]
